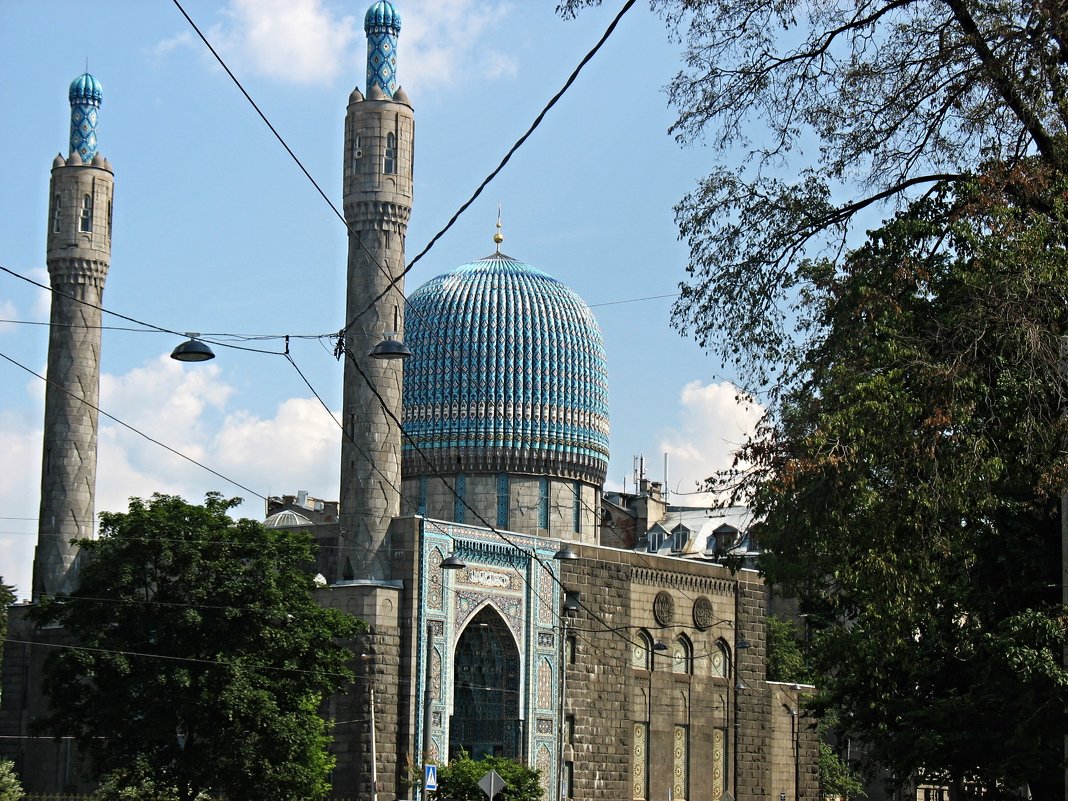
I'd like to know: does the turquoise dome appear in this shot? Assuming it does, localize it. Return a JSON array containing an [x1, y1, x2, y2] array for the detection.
[[402, 253, 610, 485], [365, 1, 401, 32], [68, 73, 103, 104]]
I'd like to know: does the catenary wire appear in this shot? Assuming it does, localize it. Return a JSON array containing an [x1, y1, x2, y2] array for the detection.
[[0, 349, 265, 500]]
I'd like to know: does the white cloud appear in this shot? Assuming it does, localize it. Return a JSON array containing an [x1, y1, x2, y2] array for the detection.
[[184, 0, 517, 89], [150, 31, 195, 59], [208, 0, 359, 86], [400, 1, 517, 91], [0, 300, 17, 334], [1, 356, 341, 602], [658, 380, 764, 504]]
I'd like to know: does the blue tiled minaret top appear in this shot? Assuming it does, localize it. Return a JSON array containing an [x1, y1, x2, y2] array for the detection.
[[68, 72, 103, 163], [365, 1, 401, 97], [403, 253, 611, 486]]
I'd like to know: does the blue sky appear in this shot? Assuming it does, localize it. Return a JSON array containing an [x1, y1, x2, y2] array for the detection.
[[0, 0, 763, 600]]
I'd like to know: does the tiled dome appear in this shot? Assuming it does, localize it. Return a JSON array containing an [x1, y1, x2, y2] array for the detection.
[[365, 1, 401, 33], [403, 253, 610, 485], [68, 73, 103, 104]]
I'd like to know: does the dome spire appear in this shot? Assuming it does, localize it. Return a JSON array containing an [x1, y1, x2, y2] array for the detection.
[[365, 1, 402, 97], [68, 71, 103, 163], [493, 205, 504, 254]]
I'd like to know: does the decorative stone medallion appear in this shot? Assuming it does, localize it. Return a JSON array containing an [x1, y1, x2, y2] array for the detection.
[[653, 591, 675, 626], [692, 596, 715, 630]]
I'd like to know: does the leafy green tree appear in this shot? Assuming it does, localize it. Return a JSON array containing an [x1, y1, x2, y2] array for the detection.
[[33, 492, 362, 801], [765, 615, 811, 684], [0, 578, 14, 680], [0, 759, 23, 801], [558, 0, 1068, 389], [731, 169, 1068, 797], [434, 752, 543, 801], [767, 617, 864, 799]]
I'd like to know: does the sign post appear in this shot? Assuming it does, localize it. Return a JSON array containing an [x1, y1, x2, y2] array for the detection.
[[424, 764, 438, 794], [478, 769, 505, 801]]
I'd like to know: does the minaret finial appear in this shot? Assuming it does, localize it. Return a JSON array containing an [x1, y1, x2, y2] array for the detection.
[[365, 2, 402, 97], [493, 205, 504, 254], [68, 72, 103, 163]]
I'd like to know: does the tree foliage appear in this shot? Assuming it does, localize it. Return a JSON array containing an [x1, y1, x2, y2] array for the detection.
[[33, 492, 363, 801], [434, 752, 544, 801], [732, 168, 1068, 797], [558, 0, 1068, 387], [0, 760, 23, 801]]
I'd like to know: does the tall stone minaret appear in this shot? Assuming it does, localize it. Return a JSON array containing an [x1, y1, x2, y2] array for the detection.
[[32, 73, 114, 600], [339, 1, 414, 581]]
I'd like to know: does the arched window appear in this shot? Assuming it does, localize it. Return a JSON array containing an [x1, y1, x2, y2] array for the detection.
[[711, 640, 729, 678], [352, 134, 362, 173], [106, 199, 112, 239], [632, 629, 653, 671], [52, 194, 61, 233], [79, 193, 93, 233], [384, 132, 397, 174], [672, 636, 692, 675]]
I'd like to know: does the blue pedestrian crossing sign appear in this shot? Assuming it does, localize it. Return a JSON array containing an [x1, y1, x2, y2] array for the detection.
[[425, 764, 438, 792]]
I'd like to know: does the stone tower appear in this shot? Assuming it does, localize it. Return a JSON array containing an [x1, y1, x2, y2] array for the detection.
[[32, 73, 114, 601], [339, 1, 414, 581]]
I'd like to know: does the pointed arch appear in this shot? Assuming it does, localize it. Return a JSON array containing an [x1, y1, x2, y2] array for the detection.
[[711, 638, 730, 678], [451, 604, 521, 759], [632, 629, 653, 671], [672, 635, 693, 675]]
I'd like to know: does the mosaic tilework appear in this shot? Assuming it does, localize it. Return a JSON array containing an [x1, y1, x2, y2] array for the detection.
[[364, 1, 401, 96], [403, 253, 610, 485], [68, 73, 102, 163]]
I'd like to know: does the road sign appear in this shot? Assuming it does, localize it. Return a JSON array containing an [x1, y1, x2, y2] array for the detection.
[[478, 769, 505, 801], [425, 764, 438, 792]]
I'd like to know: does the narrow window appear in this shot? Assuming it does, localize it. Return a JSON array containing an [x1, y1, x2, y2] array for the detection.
[[673, 725, 689, 801], [52, 194, 61, 233], [454, 474, 466, 523], [632, 722, 648, 800], [572, 480, 581, 533], [106, 199, 112, 239], [418, 475, 428, 516], [79, 193, 92, 233], [384, 132, 397, 174], [538, 477, 549, 529], [496, 474, 509, 529]]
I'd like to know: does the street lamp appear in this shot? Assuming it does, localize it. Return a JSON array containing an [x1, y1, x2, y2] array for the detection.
[[170, 333, 215, 362], [727, 637, 751, 801]]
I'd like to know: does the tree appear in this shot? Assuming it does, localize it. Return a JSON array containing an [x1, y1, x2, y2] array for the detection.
[[730, 169, 1068, 797], [767, 617, 865, 800], [434, 752, 544, 801], [558, 0, 1068, 388], [33, 492, 363, 801], [0, 578, 14, 679], [0, 760, 23, 801]]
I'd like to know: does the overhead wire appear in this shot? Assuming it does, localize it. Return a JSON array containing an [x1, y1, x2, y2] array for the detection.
[[5, 0, 744, 680]]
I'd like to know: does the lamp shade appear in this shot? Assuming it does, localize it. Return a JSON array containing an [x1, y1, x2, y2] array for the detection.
[[170, 338, 215, 362]]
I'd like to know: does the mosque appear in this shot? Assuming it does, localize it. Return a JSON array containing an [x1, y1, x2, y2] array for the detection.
[[0, 3, 818, 800]]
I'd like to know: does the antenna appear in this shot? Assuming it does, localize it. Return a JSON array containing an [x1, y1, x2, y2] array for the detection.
[[664, 453, 669, 502]]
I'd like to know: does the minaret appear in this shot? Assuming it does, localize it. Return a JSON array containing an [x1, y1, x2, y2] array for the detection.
[[339, 1, 414, 581], [32, 73, 114, 600]]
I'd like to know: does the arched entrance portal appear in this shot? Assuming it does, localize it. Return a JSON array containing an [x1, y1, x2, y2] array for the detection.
[[450, 606, 521, 760]]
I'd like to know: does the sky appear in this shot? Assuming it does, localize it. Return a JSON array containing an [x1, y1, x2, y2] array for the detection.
[[0, 0, 763, 601]]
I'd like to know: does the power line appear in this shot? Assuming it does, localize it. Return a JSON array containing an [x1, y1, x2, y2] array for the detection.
[[0, 349, 265, 501], [0, 265, 283, 357], [343, 0, 640, 333]]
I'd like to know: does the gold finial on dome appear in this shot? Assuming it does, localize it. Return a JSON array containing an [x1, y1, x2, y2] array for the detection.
[[493, 204, 504, 253]]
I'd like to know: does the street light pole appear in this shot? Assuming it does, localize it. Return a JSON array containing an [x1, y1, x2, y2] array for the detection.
[[362, 654, 378, 801]]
